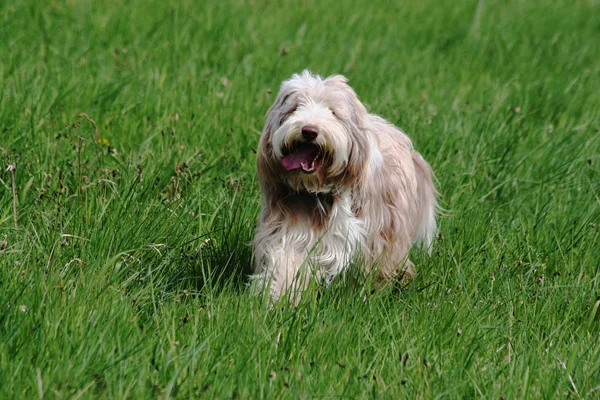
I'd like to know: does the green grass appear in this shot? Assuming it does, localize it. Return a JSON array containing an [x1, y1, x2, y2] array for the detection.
[[1, 0, 599, 397]]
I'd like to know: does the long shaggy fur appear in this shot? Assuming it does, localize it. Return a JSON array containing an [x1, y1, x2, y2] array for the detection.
[[252, 70, 437, 302]]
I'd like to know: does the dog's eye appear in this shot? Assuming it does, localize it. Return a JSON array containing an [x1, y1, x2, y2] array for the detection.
[[279, 106, 297, 125], [280, 92, 295, 107]]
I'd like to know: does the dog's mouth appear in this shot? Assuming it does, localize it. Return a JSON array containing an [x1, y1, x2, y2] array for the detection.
[[281, 143, 322, 174]]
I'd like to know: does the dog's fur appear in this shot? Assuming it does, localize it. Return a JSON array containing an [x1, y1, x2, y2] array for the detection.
[[252, 70, 437, 301]]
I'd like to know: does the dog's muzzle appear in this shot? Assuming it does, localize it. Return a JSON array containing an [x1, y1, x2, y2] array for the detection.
[[281, 126, 322, 174]]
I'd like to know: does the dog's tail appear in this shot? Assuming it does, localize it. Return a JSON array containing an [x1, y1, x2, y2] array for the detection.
[[412, 151, 438, 254]]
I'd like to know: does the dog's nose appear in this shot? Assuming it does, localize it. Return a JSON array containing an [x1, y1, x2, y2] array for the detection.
[[301, 126, 319, 141]]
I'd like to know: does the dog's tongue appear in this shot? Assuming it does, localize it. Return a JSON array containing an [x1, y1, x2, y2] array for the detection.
[[282, 144, 320, 171]]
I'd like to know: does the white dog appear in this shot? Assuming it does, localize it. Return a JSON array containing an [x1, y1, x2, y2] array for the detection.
[[252, 70, 437, 302]]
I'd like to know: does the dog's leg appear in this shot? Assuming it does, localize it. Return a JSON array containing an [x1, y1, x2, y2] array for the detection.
[[374, 247, 414, 283], [252, 232, 312, 304], [268, 248, 310, 303]]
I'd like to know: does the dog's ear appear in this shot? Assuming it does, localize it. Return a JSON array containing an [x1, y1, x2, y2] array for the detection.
[[257, 90, 289, 199], [259, 86, 291, 166], [263, 85, 298, 136], [345, 122, 370, 186], [345, 87, 369, 128], [331, 78, 370, 185], [326, 74, 369, 127], [258, 78, 300, 194], [262, 107, 278, 141], [257, 131, 293, 217], [256, 130, 282, 204]]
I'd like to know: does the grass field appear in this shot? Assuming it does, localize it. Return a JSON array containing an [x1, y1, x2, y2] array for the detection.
[[1, 0, 600, 398]]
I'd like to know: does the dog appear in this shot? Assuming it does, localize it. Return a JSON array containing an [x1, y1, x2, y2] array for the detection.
[[252, 70, 437, 302]]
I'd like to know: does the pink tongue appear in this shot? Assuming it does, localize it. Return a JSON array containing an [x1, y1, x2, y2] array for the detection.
[[282, 145, 319, 171]]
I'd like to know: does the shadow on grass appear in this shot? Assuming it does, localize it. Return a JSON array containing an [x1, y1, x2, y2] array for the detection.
[[171, 188, 258, 295]]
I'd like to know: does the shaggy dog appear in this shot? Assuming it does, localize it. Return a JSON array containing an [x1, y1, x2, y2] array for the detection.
[[252, 70, 437, 302]]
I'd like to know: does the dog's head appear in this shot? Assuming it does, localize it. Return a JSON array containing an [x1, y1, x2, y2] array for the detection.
[[258, 70, 370, 193]]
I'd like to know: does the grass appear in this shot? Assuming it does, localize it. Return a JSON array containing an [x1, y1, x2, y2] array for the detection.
[[1, 0, 599, 397]]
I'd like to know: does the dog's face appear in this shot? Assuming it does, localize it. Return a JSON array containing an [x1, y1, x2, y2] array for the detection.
[[258, 71, 369, 193]]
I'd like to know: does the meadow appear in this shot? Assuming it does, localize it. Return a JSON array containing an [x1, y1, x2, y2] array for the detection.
[[1, 0, 599, 397]]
